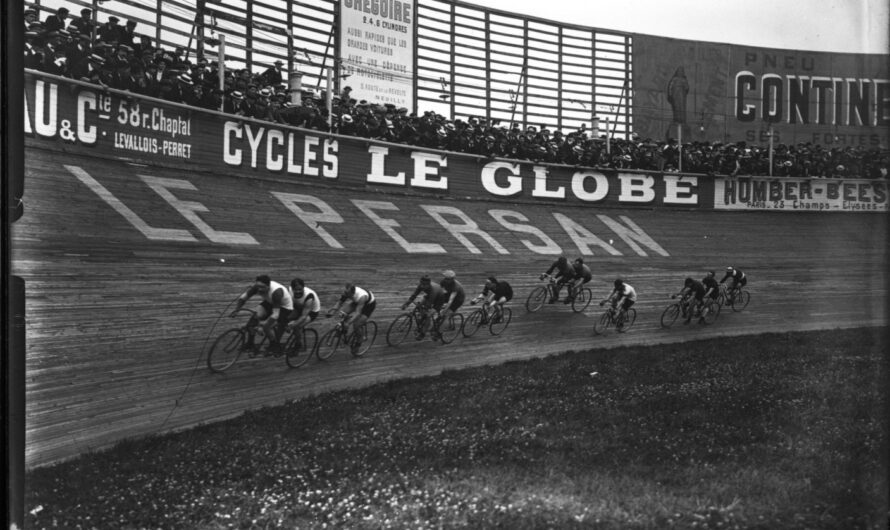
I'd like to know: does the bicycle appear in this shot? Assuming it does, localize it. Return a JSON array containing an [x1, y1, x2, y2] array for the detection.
[[717, 284, 750, 312], [316, 310, 378, 360], [207, 308, 317, 372], [462, 300, 513, 337], [593, 303, 637, 335], [660, 294, 720, 328], [525, 274, 588, 313]]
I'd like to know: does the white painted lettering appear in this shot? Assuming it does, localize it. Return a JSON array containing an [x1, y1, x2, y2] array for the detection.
[[352, 200, 445, 253], [271, 192, 344, 248], [480, 161, 522, 196], [488, 209, 561, 254], [552, 213, 621, 256], [421, 205, 509, 255]]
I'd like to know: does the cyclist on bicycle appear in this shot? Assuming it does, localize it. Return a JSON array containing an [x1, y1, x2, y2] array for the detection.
[[472, 276, 513, 320], [400, 275, 448, 339], [672, 277, 706, 324], [541, 256, 575, 303], [721, 266, 747, 293], [233, 274, 294, 355], [329, 282, 377, 351], [437, 270, 466, 339], [286, 278, 321, 350], [702, 271, 720, 302], [600, 278, 637, 315], [565, 258, 593, 304]]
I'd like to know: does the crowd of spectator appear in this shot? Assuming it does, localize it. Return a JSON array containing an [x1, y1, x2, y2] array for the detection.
[[24, 6, 889, 179]]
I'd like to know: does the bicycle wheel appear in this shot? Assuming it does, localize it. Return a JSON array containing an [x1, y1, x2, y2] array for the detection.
[[285, 328, 317, 369], [571, 288, 593, 313], [732, 290, 750, 312], [593, 311, 611, 335], [701, 299, 720, 325], [351, 321, 377, 357], [207, 328, 245, 373], [439, 313, 463, 344], [617, 308, 637, 332], [386, 313, 414, 346], [462, 308, 485, 337], [316, 328, 341, 360], [525, 286, 548, 313], [489, 307, 512, 336], [660, 304, 681, 328]]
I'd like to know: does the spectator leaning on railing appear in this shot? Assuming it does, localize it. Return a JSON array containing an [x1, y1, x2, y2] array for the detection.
[[23, 6, 889, 179]]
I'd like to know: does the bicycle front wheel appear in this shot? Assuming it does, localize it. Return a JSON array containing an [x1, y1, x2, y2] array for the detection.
[[593, 311, 611, 335], [316, 329, 341, 360], [489, 307, 512, 336], [386, 313, 414, 346], [732, 290, 750, 312], [207, 328, 245, 373], [525, 286, 548, 313], [571, 288, 593, 313], [617, 308, 636, 333], [660, 304, 681, 328], [351, 321, 377, 357], [462, 309, 485, 337], [439, 313, 463, 344], [285, 328, 317, 369]]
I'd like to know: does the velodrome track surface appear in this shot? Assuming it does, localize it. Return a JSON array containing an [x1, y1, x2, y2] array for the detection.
[[14, 148, 888, 467]]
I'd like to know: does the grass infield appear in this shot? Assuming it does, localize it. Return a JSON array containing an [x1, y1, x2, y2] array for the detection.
[[25, 327, 888, 529]]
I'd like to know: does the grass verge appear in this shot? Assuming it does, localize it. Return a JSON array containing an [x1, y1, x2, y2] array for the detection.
[[25, 328, 888, 529]]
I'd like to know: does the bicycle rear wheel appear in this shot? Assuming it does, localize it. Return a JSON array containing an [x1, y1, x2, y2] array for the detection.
[[660, 304, 681, 328], [701, 299, 720, 325], [525, 286, 548, 313], [207, 328, 245, 373], [386, 313, 413, 346], [351, 321, 377, 357], [462, 309, 485, 337], [617, 308, 637, 332], [593, 311, 611, 335], [489, 307, 512, 336], [439, 313, 463, 344], [316, 329, 341, 360], [732, 290, 750, 312], [571, 288, 593, 313], [285, 328, 317, 369]]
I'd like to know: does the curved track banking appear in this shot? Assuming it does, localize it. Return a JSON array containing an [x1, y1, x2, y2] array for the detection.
[[14, 149, 888, 467]]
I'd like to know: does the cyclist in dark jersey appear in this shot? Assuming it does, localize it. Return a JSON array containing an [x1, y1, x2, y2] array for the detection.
[[673, 277, 706, 324], [702, 271, 720, 301], [720, 266, 747, 291], [566, 258, 593, 304], [437, 270, 466, 339], [401, 275, 448, 339], [542, 256, 575, 303], [472, 276, 513, 321]]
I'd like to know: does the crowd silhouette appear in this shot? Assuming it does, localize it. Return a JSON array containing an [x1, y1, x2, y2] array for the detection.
[[25, 6, 889, 179]]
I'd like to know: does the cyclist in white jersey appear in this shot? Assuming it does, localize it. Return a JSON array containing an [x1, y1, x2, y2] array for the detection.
[[286, 278, 321, 350], [233, 274, 294, 354], [600, 278, 637, 313], [328, 283, 377, 350]]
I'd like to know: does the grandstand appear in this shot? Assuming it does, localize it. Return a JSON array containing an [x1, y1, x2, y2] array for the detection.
[[9, 0, 889, 527]]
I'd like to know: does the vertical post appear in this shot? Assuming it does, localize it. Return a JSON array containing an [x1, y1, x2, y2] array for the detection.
[[196, 0, 205, 59], [326, 67, 333, 130], [90, 0, 98, 43], [768, 124, 774, 176], [605, 116, 611, 156], [218, 34, 225, 112], [289, 71, 303, 106], [677, 123, 683, 173]]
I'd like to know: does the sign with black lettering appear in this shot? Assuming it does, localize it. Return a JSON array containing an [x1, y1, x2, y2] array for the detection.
[[715, 176, 888, 211]]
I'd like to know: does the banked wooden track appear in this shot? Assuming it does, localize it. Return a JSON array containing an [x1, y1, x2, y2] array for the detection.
[[13, 148, 888, 467]]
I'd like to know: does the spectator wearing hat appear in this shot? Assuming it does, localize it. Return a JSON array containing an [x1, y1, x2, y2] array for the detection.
[[224, 90, 245, 115], [24, 26, 46, 69], [175, 73, 200, 106], [97, 16, 123, 44], [43, 47, 70, 76], [65, 30, 92, 66], [44, 7, 69, 33], [260, 60, 284, 87], [108, 58, 136, 91], [25, 8, 40, 30], [69, 8, 94, 38]]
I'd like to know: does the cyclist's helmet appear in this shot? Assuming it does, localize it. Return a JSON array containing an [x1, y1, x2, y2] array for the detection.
[[726, 266, 734, 272], [486, 276, 498, 286], [706, 270, 715, 278], [442, 270, 455, 279], [573, 258, 583, 267], [684, 277, 694, 286], [419, 274, 431, 285]]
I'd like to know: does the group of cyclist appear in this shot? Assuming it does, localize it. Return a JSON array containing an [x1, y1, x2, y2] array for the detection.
[[671, 266, 748, 324], [232, 271, 516, 354], [230, 262, 746, 355]]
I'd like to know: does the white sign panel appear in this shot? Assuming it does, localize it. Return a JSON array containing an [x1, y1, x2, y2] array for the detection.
[[339, 0, 415, 110], [715, 177, 888, 212]]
